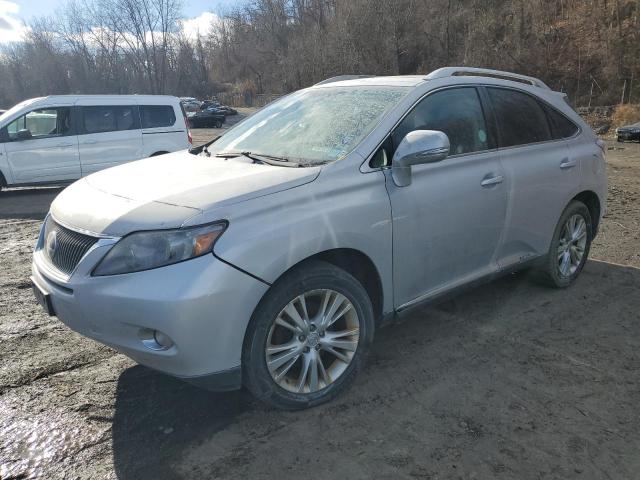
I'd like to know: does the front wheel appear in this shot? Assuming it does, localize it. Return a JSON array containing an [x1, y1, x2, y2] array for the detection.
[[538, 200, 592, 288], [242, 260, 375, 410]]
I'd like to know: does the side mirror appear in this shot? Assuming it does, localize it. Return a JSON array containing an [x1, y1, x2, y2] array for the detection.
[[391, 130, 450, 187], [17, 129, 32, 141]]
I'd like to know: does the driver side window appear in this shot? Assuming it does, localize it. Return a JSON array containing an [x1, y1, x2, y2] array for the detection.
[[391, 87, 490, 157], [6, 108, 72, 141]]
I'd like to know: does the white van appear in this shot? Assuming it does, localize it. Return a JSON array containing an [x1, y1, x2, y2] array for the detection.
[[0, 95, 191, 189]]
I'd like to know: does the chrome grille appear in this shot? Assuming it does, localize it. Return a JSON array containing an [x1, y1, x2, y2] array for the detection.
[[42, 217, 99, 275]]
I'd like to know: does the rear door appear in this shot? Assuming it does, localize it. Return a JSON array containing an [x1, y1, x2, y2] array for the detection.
[[486, 87, 581, 268], [3, 106, 80, 184], [140, 104, 189, 154], [77, 101, 143, 175]]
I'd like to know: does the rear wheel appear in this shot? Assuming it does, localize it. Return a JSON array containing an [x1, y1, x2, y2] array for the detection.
[[242, 260, 374, 410], [537, 200, 592, 288]]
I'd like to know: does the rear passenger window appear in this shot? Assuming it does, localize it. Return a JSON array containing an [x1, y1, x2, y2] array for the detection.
[[488, 88, 552, 147], [392, 87, 489, 156], [140, 105, 176, 128], [83, 106, 138, 134], [115, 106, 139, 131], [543, 105, 579, 139], [83, 106, 116, 134]]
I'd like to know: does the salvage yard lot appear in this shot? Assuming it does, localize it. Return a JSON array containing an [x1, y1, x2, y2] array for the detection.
[[1, 141, 639, 479]]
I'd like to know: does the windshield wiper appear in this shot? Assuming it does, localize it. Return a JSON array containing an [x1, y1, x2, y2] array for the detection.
[[214, 151, 300, 167], [189, 136, 220, 156]]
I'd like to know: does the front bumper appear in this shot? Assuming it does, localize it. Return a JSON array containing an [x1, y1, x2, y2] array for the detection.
[[31, 245, 269, 388]]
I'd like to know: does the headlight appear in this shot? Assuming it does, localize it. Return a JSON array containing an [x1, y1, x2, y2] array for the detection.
[[93, 222, 227, 276]]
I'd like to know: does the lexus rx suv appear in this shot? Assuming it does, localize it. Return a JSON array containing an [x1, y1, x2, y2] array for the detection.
[[32, 67, 607, 409]]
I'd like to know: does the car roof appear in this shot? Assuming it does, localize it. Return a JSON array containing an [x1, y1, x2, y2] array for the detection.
[[313, 75, 427, 88], [43, 94, 179, 101]]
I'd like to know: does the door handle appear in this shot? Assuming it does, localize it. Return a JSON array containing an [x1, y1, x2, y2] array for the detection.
[[560, 158, 577, 169], [56, 142, 74, 148], [481, 174, 504, 187], [81, 140, 98, 145]]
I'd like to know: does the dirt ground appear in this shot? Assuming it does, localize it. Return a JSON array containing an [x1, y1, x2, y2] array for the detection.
[[1, 134, 639, 479]]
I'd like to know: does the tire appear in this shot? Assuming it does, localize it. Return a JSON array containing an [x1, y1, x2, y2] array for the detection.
[[537, 200, 592, 288], [215, 121, 222, 128], [617, 136, 622, 142], [242, 260, 375, 410]]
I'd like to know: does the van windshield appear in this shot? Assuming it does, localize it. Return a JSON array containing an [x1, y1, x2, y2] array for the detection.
[[0, 98, 43, 125], [209, 86, 408, 165]]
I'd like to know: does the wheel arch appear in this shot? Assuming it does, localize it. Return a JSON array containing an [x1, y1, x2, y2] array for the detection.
[[571, 190, 601, 235], [254, 248, 385, 326], [149, 151, 169, 157]]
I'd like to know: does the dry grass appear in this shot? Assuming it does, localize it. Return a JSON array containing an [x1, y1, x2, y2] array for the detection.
[[612, 104, 640, 128]]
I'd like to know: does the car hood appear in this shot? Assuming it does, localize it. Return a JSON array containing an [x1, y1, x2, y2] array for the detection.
[[50, 150, 321, 237], [619, 123, 640, 130]]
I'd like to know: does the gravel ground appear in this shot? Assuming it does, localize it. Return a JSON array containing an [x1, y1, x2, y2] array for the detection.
[[0, 139, 639, 480]]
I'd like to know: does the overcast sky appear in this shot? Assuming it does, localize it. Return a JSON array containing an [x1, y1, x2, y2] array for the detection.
[[0, 0, 242, 43]]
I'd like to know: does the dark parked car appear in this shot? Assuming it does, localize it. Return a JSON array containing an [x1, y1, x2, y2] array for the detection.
[[218, 106, 238, 116], [616, 122, 640, 142], [187, 110, 225, 128], [201, 100, 220, 110]]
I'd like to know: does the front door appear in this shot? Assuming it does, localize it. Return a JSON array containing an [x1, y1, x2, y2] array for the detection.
[[3, 107, 80, 184], [384, 87, 508, 309]]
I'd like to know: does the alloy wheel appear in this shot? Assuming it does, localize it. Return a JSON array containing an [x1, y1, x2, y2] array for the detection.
[[265, 289, 360, 394], [557, 213, 587, 277]]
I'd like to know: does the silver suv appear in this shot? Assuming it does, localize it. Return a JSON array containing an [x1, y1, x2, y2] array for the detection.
[[32, 67, 607, 409]]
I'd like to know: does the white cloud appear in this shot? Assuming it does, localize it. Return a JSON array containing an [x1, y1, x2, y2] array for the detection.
[[0, 0, 29, 43], [180, 11, 219, 41]]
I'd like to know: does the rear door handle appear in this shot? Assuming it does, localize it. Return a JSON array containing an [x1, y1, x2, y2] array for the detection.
[[56, 142, 74, 148], [81, 140, 98, 145], [481, 174, 504, 187], [560, 158, 577, 169]]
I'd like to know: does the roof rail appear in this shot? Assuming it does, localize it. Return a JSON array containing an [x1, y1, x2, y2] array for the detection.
[[426, 67, 550, 90], [314, 75, 374, 86]]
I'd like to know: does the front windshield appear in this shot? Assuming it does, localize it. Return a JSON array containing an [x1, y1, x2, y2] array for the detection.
[[210, 86, 408, 164], [0, 98, 43, 124]]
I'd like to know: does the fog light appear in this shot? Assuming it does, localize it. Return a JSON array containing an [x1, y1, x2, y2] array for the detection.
[[139, 328, 174, 351], [153, 330, 174, 349]]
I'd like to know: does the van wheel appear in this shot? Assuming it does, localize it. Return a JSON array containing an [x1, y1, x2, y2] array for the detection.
[[242, 260, 374, 410], [537, 200, 592, 288]]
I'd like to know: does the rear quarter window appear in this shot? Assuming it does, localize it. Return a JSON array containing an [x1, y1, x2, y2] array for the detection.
[[487, 88, 552, 147], [543, 104, 579, 139], [140, 105, 176, 128]]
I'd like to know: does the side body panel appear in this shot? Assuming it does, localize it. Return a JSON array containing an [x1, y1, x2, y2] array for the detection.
[[75, 99, 143, 175], [495, 139, 579, 267], [140, 104, 190, 157], [385, 150, 507, 308], [568, 133, 607, 222], [202, 156, 396, 316], [0, 140, 11, 185]]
